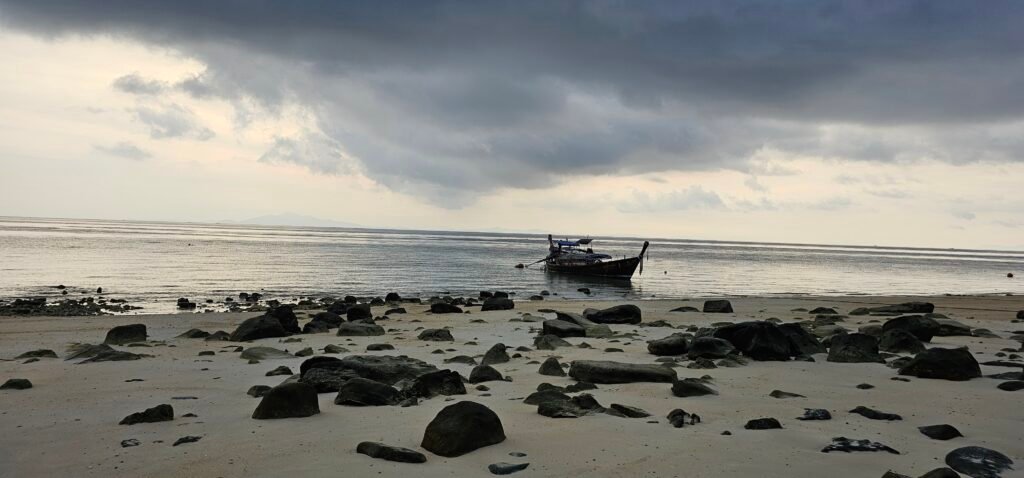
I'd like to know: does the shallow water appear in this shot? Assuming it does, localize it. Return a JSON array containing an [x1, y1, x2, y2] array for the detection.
[[0, 216, 1021, 313]]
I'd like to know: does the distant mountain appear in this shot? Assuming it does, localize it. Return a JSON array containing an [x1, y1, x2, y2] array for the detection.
[[224, 213, 362, 228]]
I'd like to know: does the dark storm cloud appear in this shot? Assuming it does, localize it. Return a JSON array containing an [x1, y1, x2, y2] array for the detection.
[[3, 0, 1023, 203]]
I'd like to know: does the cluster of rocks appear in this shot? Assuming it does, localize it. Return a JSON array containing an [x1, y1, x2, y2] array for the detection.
[[0, 297, 137, 316]]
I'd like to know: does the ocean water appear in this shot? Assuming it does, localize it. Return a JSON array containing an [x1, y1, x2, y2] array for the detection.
[[1, 217, 1022, 313]]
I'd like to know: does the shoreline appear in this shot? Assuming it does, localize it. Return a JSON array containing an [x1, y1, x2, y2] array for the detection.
[[2, 295, 1022, 477]]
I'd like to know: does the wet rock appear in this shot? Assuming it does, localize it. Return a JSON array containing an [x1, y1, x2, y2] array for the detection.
[[336, 323, 385, 336], [230, 315, 290, 341], [796, 408, 832, 420], [481, 343, 510, 365], [120, 404, 174, 425], [584, 304, 642, 324], [418, 329, 454, 341], [918, 424, 963, 441], [850, 405, 902, 421], [827, 333, 884, 363], [671, 378, 718, 397], [469, 365, 504, 384], [703, 300, 734, 313], [1, 378, 32, 390], [744, 418, 782, 430], [945, 446, 1013, 478], [568, 360, 677, 384], [252, 382, 320, 419], [421, 401, 506, 457], [335, 377, 399, 406], [883, 315, 941, 342], [534, 334, 571, 350], [822, 437, 899, 454], [409, 370, 467, 398], [538, 357, 566, 376], [488, 462, 529, 475], [104, 324, 148, 345], [879, 329, 926, 354], [687, 337, 736, 359], [647, 333, 690, 356], [899, 347, 982, 381], [481, 297, 515, 311], [356, 441, 426, 464]]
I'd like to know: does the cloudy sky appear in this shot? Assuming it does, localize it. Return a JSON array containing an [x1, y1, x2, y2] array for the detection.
[[1, 1, 1023, 249]]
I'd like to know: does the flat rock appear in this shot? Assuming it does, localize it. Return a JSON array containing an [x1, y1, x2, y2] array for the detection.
[[822, 437, 899, 454], [418, 329, 454, 341], [421, 401, 505, 457], [430, 303, 463, 314], [15, 349, 58, 359], [542, 319, 585, 338], [488, 462, 529, 475], [534, 334, 571, 350], [945, 446, 1014, 478], [997, 380, 1024, 391], [356, 441, 427, 464], [918, 424, 963, 441], [687, 337, 736, 359], [850, 405, 902, 421], [584, 304, 642, 324], [671, 378, 717, 397], [120, 404, 174, 425], [240, 347, 292, 361], [337, 323, 385, 336], [769, 389, 804, 398], [568, 360, 677, 384]]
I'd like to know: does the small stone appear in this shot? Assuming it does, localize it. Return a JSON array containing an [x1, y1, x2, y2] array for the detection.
[[488, 462, 529, 475], [172, 436, 202, 446], [356, 441, 427, 464], [744, 418, 782, 430], [120, 439, 140, 448]]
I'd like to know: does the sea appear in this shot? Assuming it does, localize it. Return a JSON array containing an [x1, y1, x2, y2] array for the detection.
[[1, 216, 1022, 314]]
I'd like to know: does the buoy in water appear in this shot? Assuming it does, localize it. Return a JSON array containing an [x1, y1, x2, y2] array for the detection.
[[515, 263, 525, 269]]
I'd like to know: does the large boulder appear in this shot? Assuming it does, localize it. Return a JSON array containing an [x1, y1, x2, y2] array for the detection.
[[584, 304, 641, 324], [945, 446, 1014, 478], [469, 365, 504, 384], [933, 319, 973, 337], [104, 324, 147, 345], [543, 320, 586, 338], [568, 360, 676, 384], [421, 401, 506, 457], [346, 305, 373, 321], [703, 300, 734, 313], [481, 344, 510, 366], [308, 311, 344, 328], [481, 297, 514, 311], [230, 315, 290, 341], [430, 303, 462, 314], [333, 355, 438, 385], [647, 333, 690, 356], [899, 347, 982, 381], [336, 323, 385, 336], [409, 370, 467, 398], [538, 357, 566, 376], [300, 367, 359, 393], [687, 337, 736, 359], [882, 315, 941, 342], [777, 323, 826, 355], [266, 306, 301, 333], [252, 382, 321, 419], [712, 322, 793, 361], [878, 329, 926, 354], [335, 377, 400, 406], [418, 329, 454, 341], [827, 333, 884, 363]]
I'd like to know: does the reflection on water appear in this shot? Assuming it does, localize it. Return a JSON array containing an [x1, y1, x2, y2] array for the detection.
[[0, 216, 1022, 313]]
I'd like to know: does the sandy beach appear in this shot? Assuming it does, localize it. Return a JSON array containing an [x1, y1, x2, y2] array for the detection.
[[1, 295, 1022, 478]]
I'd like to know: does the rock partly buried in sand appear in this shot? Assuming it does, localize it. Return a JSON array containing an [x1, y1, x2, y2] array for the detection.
[[883, 315, 941, 342], [609, 403, 651, 418], [534, 334, 572, 350], [945, 446, 1014, 478], [1, 378, 32, 390], [230, 315, 291, 341], [421, 401, 506, 457], [647, 333, 690, 356], [850, 406, 902, 421], [918, 424, 963, 441], [418, 329, 454, 341], [769, 390, 805, 399], [777, 323, 827, 355], [240, 346, 292, 361], [205, 331, 230, 341], [481, 343, 510, 366], [430, 303, 463, 314], [827, 333, 885, 363], [822, 437, 899, 454], [410, 370, 466, 398], [336, 323, 385, 336], [79, 349, 147, 363], [356, 441, 427, 464], [796, 408, 832, 420], [266, 306, 301, 333], [583, 304, 641, 324], [119, 404, 174, 425], [933, 319, 973, 337], [324, 355, 439, 385], [687, 337, 736, 359], [15, 349, 58, 359], [542, 319, 585, 338], [103, 324, 147, 345], [744, 418, 782, 430], [481, 297, 515, 311], [671, 378, 717, 397], [879, 329, 926, 354], [997, 381, 1024, 392], [366, 343, 395, 351], [469, 365, 504, 384], [300, 368, 359, 393], [177, 329, 210, 339], [335, 377, 400, 406], [870, 302, 935, 315], [66, 343, 116, 361], [671, 306, 700, 313], [899, 347, 982, 381], [918, 468, 962, 478], [265, 365, 293, 376], [703, 300, 734, 313], [488, 462, 530, 475], [536, 393, 605, 418], [247, 385, 272, 398], [568, 360, 677, 384], [538, 357, 566, 376], [713, 321, 794, 361], [252, 382, 320, 419]]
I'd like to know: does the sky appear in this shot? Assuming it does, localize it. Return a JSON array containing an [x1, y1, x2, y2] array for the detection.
[[1, 1, 1023, 250]]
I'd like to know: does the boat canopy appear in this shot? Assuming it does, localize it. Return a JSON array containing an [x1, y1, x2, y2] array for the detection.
[[555, 240, 580, 247]]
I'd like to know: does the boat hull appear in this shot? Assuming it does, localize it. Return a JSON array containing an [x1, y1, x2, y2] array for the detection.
[[545, 256, 641, 279]]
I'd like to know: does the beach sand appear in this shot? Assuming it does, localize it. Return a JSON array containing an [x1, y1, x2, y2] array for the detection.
[[1, 295, 1022, 477]]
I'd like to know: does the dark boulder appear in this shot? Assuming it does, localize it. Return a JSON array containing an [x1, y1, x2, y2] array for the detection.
[[488, 462, 529, 475], [308, 311, 344, 328], [418, 329, 454, 341], [177, 329, 210, 339], [469, 365, 504, 384], [568, 360, 676, 384], [534, 334, 571, 350], [918, 424, 963, 441], [536, 393, 605, 418], [827, 333, 884, 363], [230, 315, 290, 341], [346, 305, 373, 321], [15, 349, 58, 359], [336, 323, 385, 336], [883, 315, 941, 342], [879, 329, 926, 354], [300, 367, 359, 393], [252, 382, 320, 419], [330, 355, 438, 385], [584, 304, 641, 324], [120, 404, 174, 425], [1, 378, 33, 390], [609, 403, 651, 418], [945, 446, 1014, 478], [777, 323, 826, 355], [430, 303, 463, 314], [744, 418, 782, 430], [335, 377, 399, 406], [302, 321, 331, 334], [543, 319, 585, 338], [265, 365, 293, 376], [421, 401, 506, 457], [899, 347, 981, 381], [384, 292, 402, 303], [385, 308, 407, 315], [356, 441, 426, 464], [919, 468, 962, 478], [687, 337, 736, 359], [481, 297, 515, 311], [671, 378, 717, 397], [266, 306, 300, 333], [809, 307, 838, 315], [481, 343, 510, 365], [712, 321, 792, 361], [850, 406, 902, 421], [538, 357, 566, 376], [671, 306, 700, 313], [104, 324, 148, 345], [703, 300, 734, 313], [247, 385, 271, 398], [409, 370, 467, 398], [647, 333, 690, 356]]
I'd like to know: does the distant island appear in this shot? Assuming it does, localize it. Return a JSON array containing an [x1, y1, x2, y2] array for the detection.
[[221, 213, 362, 228]]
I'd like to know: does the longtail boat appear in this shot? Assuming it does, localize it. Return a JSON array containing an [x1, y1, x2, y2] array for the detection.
[[541, 234, 649, 279]]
